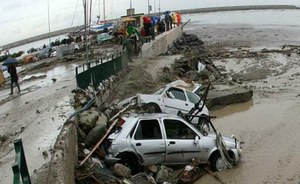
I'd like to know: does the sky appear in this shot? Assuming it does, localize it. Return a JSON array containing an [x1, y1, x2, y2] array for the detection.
[[0, 0, 299, 46]]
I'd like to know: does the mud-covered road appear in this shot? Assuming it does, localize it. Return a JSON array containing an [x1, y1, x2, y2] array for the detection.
[[184, 10, 300, 184]]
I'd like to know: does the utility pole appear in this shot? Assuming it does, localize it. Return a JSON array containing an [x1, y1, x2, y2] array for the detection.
[[130, 0, 132, 9], [154, 0, 156, 13]]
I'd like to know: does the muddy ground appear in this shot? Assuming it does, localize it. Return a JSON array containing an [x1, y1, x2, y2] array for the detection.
[[0, 43, 122, 183]]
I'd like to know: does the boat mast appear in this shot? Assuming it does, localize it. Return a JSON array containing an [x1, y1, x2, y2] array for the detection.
[[47, 0, 51, 47], [83, 0, 89, 65], [89, 0, 93, 25], [103, 0, 106, 22]]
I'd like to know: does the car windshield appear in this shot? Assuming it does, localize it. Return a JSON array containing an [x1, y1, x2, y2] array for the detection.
[[153, 85, 167, 95]]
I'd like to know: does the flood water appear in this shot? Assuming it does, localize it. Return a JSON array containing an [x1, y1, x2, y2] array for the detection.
[[186, 10, 300, 184]]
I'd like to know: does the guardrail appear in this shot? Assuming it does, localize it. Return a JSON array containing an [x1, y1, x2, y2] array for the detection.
[[12, 139, 31, 184]]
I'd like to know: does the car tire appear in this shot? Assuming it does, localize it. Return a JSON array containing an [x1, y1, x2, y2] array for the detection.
[[117, 153, 142, 174], [210, 153, 227, 171]]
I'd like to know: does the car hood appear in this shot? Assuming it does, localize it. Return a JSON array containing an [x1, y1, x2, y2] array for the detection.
[[206, 133, 236, 149]]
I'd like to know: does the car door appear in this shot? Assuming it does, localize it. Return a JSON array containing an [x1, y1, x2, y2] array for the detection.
[[163, 118, 203, 164], [131, 119, 166, 165], [163, 87, 190, 114]]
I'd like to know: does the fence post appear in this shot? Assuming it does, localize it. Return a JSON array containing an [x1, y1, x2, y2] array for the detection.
[[12, 139, 31, 184]]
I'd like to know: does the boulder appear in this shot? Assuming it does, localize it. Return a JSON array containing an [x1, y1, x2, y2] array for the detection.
[[156, 166, 177, 184], [206, 87, 253, 109], [113, 163, 131, 178], [156, 167, 168, 184], [95, 112, 108, 127], [79, 109, 99, 134], [84, 124, 107, 147]]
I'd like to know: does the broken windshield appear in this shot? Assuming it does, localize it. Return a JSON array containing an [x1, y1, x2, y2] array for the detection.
[[153, 85, 167, 95]]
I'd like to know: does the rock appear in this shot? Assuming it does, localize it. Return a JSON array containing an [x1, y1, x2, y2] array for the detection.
[[74, 93, 89, 106], [95, 112, 108, 127], [113, 163, 131, 178], [206, 87, 253, 109], [131, 172, 156, 184], [79, 109, 99, 134], [148, 165, 158, 173], [156, 167, 168, 184], [185, 34, 199, 43], [94, 167, 120, 184], [104, 108, 113, 119], [85, 124, 107, 147]]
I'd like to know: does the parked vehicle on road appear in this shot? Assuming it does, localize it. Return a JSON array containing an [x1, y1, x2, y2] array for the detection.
[[119, 80, 209, 119], [104, 113, 242, 173]]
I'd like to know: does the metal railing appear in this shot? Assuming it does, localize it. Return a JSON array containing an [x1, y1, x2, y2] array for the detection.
[[75, 51, 128, 89]]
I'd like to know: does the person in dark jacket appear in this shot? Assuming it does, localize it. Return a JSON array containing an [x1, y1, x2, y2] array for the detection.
[[165, 12, 172, 31], [8, 64, 20, 95]]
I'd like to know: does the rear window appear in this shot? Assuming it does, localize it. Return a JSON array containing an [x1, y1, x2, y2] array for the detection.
[[134, 119, 162, 140]]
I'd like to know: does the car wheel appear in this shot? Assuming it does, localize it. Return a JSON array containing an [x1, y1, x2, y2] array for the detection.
[[117, 153, 142, 174], [210, 153, 227, 171], [144, 103, 162, 113]]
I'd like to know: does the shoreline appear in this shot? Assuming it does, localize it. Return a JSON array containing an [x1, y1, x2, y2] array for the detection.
[[1, 5, 299, 51]]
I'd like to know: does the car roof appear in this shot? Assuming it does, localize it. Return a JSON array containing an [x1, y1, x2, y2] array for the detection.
[[123, 113, 183, 120]]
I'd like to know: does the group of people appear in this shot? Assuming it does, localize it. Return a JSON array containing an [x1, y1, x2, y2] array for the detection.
[[122, 11, 182, 61], [141, 11, 182, 41]]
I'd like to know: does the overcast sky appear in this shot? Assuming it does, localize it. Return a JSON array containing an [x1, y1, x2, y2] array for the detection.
[[0, 0, 299, 46]]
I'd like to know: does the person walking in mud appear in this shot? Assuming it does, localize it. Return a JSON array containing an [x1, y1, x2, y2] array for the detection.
[[122, 37, 134, 62], [8, 64, 21, 95]]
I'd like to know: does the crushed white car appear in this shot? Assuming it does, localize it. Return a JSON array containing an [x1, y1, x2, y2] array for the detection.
[[119, 80, 209, 118]]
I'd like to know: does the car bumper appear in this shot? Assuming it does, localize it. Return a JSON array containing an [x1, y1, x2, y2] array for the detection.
[[230, 148, 242, 164]]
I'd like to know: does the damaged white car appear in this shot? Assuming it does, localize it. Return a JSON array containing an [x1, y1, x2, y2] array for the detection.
[[119, 80, 209, 118], [104, 113, 242, 173]]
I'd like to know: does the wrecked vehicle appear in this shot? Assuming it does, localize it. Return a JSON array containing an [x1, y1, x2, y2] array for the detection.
[[119, 80, 209, 118], [104, 113, 242, 173]]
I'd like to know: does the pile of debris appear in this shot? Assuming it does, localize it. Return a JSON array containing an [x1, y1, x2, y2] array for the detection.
[[74, 92, 208, 184], [161, 33, 223, 85]]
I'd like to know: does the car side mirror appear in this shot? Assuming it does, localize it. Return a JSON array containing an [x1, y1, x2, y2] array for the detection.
[[194, 136, 200, 144]]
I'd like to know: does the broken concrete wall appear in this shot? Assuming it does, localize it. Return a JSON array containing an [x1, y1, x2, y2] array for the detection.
[[32, 121, 77, 184], [141, 27, 183, 58]]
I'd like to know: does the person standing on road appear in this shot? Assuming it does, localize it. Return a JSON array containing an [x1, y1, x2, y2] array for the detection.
[[8, 64, 21, 95], [176, 12, 182, 27], [165, 12, 172, 31], [122, 37, 134, 62]]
